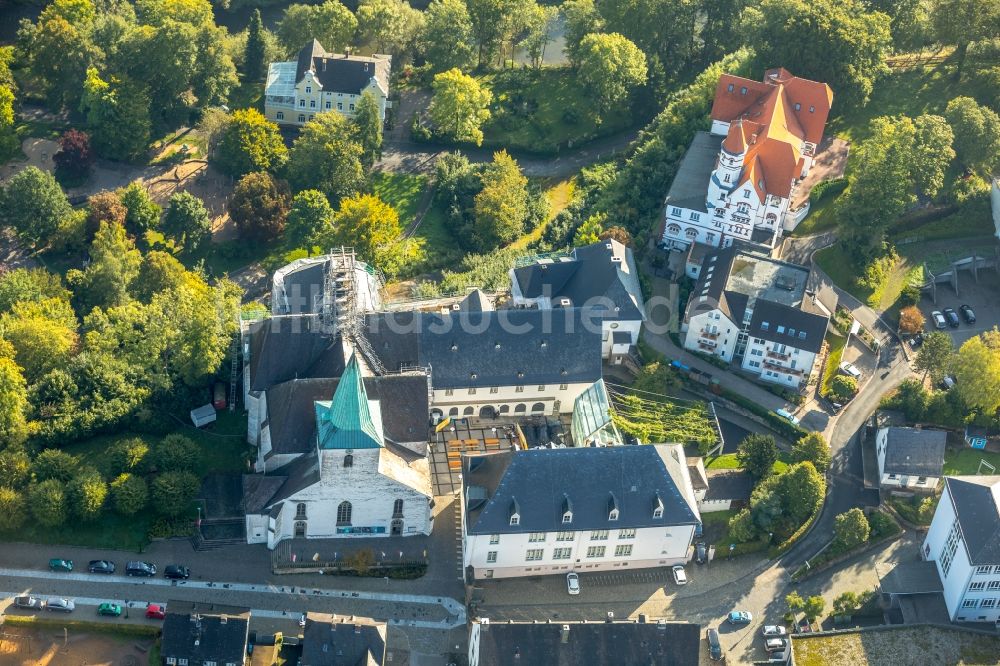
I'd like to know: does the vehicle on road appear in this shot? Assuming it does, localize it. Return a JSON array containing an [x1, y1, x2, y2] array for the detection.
[[97, 602, 122, 617], [145, 604, 166, 619], [164, 564, 190, 580], [125, 561, 156, 577], [960, 304, 976, 324], [14, 596, 44, 610], [765, 638, 789, 652], [931, 311, 947, 329], [46, 598, 75, 612], [761, 625, 787, 637], [943, 308, 960, 328], [707, 627, 723, 661], [727, 611, 752, 625], [695, 542, 708, 565], [838, 361, 862, 379], [566, 572, 580, 595], [48, 558, 73, 572], [88, 560, 115, 574], [672, 565, 687, 585], [774, 409, 800, 425]]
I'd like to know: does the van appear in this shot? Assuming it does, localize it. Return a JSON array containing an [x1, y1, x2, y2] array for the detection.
[[707, 627, 723, 661]]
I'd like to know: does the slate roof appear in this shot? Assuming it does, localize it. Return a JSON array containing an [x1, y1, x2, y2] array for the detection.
[[274, 261, 326, 315], [315, 355, 383, 450], [364, 308, 603, 390], [161, 602, 250, 665], [878, 561, 944, 595], [945, 475, 1000, 566], [704, 470, 754, 502], [664, 131, 722, 213], [242, 475, 286, 513], [246, 317, 345, 393], [747, 299, 828, 354], [301, 613, 386, 666], [882, 427, 946, 477], [295, 40, 390, 95], [510, 240, 646, 321], [463, 444, 699, 535], [472, 620, 701, 666], [264, 375, 429, 458]]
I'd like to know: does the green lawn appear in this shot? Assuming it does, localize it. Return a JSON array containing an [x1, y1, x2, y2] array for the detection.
[[821, 332, 847, 395], [790, 189, 841, 237], [705, 451, 791, 474], [480, 68, 633, 154], [371, 172, 428, 226], [943, 447, 1000, 476]]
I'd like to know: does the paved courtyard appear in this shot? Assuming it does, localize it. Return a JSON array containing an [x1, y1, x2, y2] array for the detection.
[[919, 269, 1000, 348]]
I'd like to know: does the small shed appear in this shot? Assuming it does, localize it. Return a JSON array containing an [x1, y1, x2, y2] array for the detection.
[[966, 425, 988, 450], [190, 403, 217, 428]]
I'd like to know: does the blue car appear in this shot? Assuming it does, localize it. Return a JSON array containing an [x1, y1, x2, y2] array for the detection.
[[727, 610, 753, 625]]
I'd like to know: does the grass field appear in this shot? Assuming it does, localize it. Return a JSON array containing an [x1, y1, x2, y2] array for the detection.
[[793, 626, 1000, 666], [820, 332, 847, 395], [704, 451, 791, 474], [480, 68, 633, 153], [371, 172, 428, 227], [943, 447, 1000, 476]]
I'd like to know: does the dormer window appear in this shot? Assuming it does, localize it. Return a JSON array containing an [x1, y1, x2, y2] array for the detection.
[[794, 102, 801, 111], [451, 344, 458, 351], [761, 321, 770, 331], [562, 494, 573, 524], [607, 493, 619, 521], [652, 492, 664, 519], [509, 497, 520, 526]]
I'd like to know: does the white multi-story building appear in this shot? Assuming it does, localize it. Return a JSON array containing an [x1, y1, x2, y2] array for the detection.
[[681, 247, 830, 389], [461, 444, 701, 580], [509, 240, 647, 361], [921, 475, 1000, 623], [265, 40, 391, 126], [875, 427, 946, 490], [661, 68, 833, 251]]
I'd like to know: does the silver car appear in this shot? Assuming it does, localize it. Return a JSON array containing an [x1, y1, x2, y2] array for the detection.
[[46, 598, 75, 612], [14, 596, 44, 610]]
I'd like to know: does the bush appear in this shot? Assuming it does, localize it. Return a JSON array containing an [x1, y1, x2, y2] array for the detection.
[[0, 449, 31, 488], [868, 509, 902, 538], [828, 375, 859, 401], [108, 437, 149, 475], [898, 284, 921, 307], [33, 449, 79, 482], [28, 478, 67, 527], [110, 473, 148, 516], [149, 434, 200, 473], [0, 486, 26, 531], [67, 467, 107, 521], [808, 177, 848, 204], [151, 471, 200, 517], [728, 508, 756, 542], [792, 432, 831, 472], [833, 508, 870, 551], [148, 515, 196, 538]]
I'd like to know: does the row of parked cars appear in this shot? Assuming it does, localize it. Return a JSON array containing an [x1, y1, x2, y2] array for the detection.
[[931, 305, 976, 329], [48, 558, 190, 579], [14, 595, 167, 618], [706, 617, 791, 662]]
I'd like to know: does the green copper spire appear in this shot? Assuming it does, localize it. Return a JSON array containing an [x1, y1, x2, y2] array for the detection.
[[314, 353, 383, 449]]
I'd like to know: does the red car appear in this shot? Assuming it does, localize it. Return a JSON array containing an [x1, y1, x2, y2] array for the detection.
[[145, 604, 166, 619]]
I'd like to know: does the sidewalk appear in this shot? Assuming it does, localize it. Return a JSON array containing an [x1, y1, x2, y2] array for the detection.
[[642, 328, 789, 412]]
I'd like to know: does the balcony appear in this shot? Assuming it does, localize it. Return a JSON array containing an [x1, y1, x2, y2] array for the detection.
[[701, 329, 720, 340], [763, 360, 803, 376], [766, 349, 790, 361], [698, 340, 718, 351]]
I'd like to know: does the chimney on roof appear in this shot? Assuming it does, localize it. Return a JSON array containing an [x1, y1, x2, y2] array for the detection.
[[606, 612, 614, 623], [481, 618, 490, 631], [561, 625, 570, 643], [220, 615, 228, 624]]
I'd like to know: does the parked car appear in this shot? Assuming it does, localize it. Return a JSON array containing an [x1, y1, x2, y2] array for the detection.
[[672, 565, 687, 585], [838, 361, 862, 379], [14, 596, 44, 611], [769, 646, 790, 663], [960, 304, 976, 324], [695, 542, 708, 565], [566, 572, 580, 595], [727, 611, 752, 625], [707, 627, 723, 661], [761, 625, 787, 637], [48, 558, 73, 572], [940, 375, 956, 390], [88, 560, 116, 574], [931, 310, 947, 329], [774, 409, 800, 425], [164, 564, 190, 580], [943, 308, 960, 328], [765, 638, 789, 652], [46, 598, 75, 613], [908, 332, 924, 349], [125, 561, 156, 577], [145, 604, 166, 619], [97, 603, 122, 617], [694, 522, 704, 539]]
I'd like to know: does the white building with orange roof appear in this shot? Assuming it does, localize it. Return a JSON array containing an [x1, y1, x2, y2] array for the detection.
[[661, 68, 833, 252]]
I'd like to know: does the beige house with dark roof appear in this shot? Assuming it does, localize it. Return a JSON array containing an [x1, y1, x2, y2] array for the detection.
[[265, 40, 391, 126]]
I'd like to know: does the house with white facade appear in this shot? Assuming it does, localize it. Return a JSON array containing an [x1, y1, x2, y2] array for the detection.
[[461, 444, 701, 580], [681, 247, 830, 389], [265, 40, 391, 126], [921, 475, 1000, 624], [242, 354, 432, 549], [876, 427, 946, 490], [509, 240, 646, 361], [661, 68, 833, 252]]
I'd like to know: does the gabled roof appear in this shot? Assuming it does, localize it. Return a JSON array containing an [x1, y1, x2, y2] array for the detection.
[[246, 317, 345, 393], [664, 131, 723, 213], [882, 427, 946, 477], [511, 240, 646, 322], [747, 299, 828, 354], [301, 613, 386, 666], [161, 602, 250, 664], [471, 620, 701, 666], [945, 475, 1000, 566], [463, 444, 699, 535], [294, 39, 391, 96], [315, 354, 384, 450]]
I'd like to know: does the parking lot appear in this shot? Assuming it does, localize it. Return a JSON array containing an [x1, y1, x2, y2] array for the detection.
[[919, 270, 1000, 347]]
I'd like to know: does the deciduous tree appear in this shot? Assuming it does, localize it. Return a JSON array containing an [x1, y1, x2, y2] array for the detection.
[[898, 306, 925, 335], [737, 433, 778, 479], [286, 189, 334, 249], [420, 0, 475, 72], [29, 478, 67, 527], [0, 487, 26, 531], [573, 213, 605, 246], [833, 507, 870, 549], [277, 1, 357, 54], [34, 449, 79, 483], [67, 221, 142, 311], [930, 0, 1000, 77], [0, 449, 31, 489], [473, 150, 529, 249], [357, 0, 424, 55], [229, 172, 291, 244], [576, 32, 648, 112], [562, 0, 603, 66], [110, 473, 148, 515], [67, 466, 107, 520], [109, 437, 149, 474], [0, 298, 79, 382], [828, 375, 858, 401], [944, 97, 1000, 174], [951, 330, 1000, 415], [53, 129, 95, 183], [428, 68, 492, 146], [0, 354, 28, 446], [0, 166, 72, 246], [117, 182, 161, 235], [286, 113, 365, 206], [150, 434, 201, 473], [216, 109, 288, 178], [151, 470, 200, 516], [80, 69, 152, 162], [86, 191, 128, 241], [792, 432, 830, 472], [328, 193, 402, 265], [915, 331, 953, 381], [0, 268, 70, 313], [162, 191, 212, 252]]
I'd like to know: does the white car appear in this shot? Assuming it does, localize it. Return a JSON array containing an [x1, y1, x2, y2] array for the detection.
[[774, 408, 800, 425], [672, 565, 687, 585], [761, 625, 787, 637], [566, 572, 580, 595], [765, 637, 789, 653], [931, 310, 947, 329], [838, 361, 862, 379]]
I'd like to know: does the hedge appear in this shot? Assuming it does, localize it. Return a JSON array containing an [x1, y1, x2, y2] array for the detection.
[[2, 615, 160, 637], [770, 502, 823, 558], [718, 386, 809, 441]]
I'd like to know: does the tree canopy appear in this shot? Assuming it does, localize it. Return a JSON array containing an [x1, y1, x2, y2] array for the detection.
[[428, 68, 493, 146], [0, 167, 72, 247], [286, 113, 365, 206], [576, 32, 648, 112], [229, 172, 291, 245], [216, 109, 288, 178]]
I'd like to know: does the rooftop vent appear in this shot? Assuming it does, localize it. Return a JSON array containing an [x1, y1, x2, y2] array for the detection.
[[451, 344, 458, 351], [558, 298, 572, 307], [495, 343, 501, 350], [561, 625, 571, 643]]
